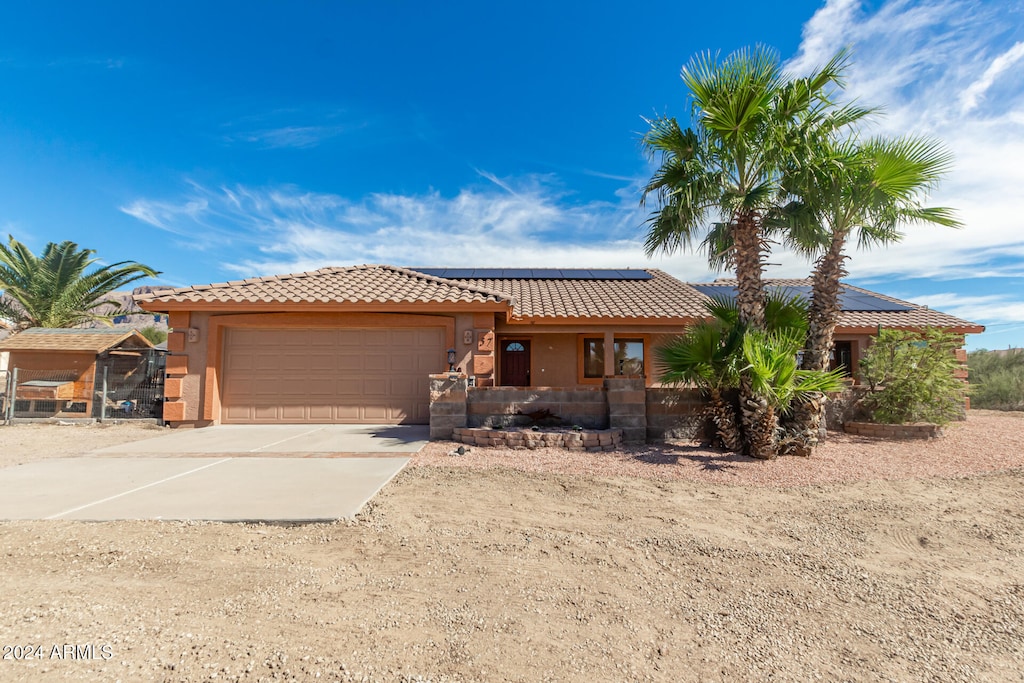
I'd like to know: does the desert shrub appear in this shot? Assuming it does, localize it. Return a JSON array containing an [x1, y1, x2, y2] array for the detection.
[[968, 349, 1024, 410], [137, 325, 168, 346], [859, 327, 964, 425]]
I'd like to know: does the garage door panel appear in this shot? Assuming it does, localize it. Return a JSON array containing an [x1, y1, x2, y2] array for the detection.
[[222, 326, 445, 424], [364, 330, 389, 346], [336, 353, 362, 371]]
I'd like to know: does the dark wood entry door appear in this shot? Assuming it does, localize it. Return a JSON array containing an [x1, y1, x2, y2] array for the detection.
[[500, 340, 531, 386]]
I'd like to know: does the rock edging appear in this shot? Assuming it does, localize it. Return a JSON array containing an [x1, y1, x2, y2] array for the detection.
[[452, 427, 623, 452], [844, 421, 944, 439]]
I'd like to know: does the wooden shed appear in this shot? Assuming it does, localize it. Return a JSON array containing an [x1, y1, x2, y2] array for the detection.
[[0, 328, 155, 418]]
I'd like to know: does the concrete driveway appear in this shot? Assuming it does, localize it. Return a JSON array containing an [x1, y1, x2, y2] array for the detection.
[[0, 424, 428, 522], [93, 423, 430, 455]]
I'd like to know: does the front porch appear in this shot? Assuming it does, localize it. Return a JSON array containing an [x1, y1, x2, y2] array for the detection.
[[429, 374, 706, 445]]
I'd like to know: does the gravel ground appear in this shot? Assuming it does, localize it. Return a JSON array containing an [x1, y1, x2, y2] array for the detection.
[[1, 412, 1022, 682], [416, 409, 1024, 486]]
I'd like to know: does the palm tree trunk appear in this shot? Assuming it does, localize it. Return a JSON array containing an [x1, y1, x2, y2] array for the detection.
[[731, 211, 767, 331], [742, 393, 778, 459], [791, 232, 849, 453], [731, 210, 773, 456], [803, 233, 848, 372], [707, 388, 743, 453]]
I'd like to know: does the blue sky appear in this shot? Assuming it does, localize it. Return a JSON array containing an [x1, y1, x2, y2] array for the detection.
[[1, 0, 1022, 350]]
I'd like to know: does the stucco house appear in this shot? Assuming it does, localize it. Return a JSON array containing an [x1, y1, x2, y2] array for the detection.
[[134, 265, 982, 436]]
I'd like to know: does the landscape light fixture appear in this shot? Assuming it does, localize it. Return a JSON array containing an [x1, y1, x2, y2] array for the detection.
[[447, 348, 456, 371]]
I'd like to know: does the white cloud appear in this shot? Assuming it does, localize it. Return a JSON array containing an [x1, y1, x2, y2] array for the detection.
[[960, 41, 1024, 114], [120, 175, 721, 283], [223, 124, 356, 149], [786, 0, 1024, 287], [907, 292, 1024, 325]]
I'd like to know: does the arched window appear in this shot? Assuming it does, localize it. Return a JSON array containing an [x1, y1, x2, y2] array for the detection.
[[504, 341, 526, 352]]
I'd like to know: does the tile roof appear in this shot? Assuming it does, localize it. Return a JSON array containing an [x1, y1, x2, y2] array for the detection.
[[133, 265, 983, 332], [700, 279, 984, 333], [0, 328, 153, 353], [135, 265, 511, 307], [434, 269, 707, 320]]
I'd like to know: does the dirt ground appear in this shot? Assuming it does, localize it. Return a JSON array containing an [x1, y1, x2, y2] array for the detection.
[[1, 417, 1022, 682]]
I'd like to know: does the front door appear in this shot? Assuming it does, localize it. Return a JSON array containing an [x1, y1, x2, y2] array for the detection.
[[500, 340, 531, 386]]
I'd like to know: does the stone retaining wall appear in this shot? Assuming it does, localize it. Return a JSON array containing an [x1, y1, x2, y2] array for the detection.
[[844, 421, 944, 439], [452, 427, 623, 452]]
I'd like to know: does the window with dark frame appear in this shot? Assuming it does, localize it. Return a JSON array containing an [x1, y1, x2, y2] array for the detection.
[[582, 337, 645, 379], [583, 338, 604, 378]]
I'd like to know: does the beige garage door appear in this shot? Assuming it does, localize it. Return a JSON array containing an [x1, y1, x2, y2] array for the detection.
[[221, 327, 445, 424]]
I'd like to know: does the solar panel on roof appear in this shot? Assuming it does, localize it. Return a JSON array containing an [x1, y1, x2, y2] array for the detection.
[[501, 268, 533, 278], [409, 268, 653, 280], [691, 284, 913, 312]]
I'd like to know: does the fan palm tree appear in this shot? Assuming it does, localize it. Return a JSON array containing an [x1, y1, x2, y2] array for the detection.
[[777, 136, 960, 441], [641, 46, 861, 457], [657, 291, 842, 457], [741, 329, 847, 459], [657, 313, 745, 452], [783, 136, 960, 373], [0, 236, 159, 331], [641, 46, 857, 329]]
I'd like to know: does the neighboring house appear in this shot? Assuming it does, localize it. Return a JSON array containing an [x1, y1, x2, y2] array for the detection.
[[134, 265, 983, 430], [0, 328, 157, 419]]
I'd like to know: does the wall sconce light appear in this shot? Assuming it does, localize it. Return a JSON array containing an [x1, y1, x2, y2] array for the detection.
[[447, 348, 456, 371]]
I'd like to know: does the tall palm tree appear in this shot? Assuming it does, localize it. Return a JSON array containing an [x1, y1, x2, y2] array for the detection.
[[777, 136, 959, 445], [642, 46, 855, 329], [0, 236, 159, 331], [783, 136, 960, 374], [642, 45, 856, 457]]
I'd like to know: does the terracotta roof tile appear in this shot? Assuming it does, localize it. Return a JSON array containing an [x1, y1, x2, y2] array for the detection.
[[441, 269, 707, 320], [135, 265, 512, 307], [134, 266, 983, 333], [0, 328, 152, 353]]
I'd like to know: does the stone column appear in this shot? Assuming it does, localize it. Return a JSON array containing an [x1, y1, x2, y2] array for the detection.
[[429, 373, 468, 440], [604, 377, 646, 444]]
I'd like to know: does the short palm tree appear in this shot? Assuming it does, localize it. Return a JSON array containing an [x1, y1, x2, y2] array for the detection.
[[657, 313, 745, 452], [657, 291, 843, 457], [740, 330, 847, 458], [0, 236, 159, 331]]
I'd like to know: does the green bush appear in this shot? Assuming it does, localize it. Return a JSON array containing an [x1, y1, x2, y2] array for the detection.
[[859, 327, 965, 425], [137, 325, 168, 346], [968, 349, 1024, 411]]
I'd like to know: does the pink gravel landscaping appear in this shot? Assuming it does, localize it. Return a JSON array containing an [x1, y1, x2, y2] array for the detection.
[[414, 409, 1024, 487]]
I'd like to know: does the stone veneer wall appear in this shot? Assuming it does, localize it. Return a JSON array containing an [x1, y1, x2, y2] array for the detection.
[[466, 386, 608, 429]]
